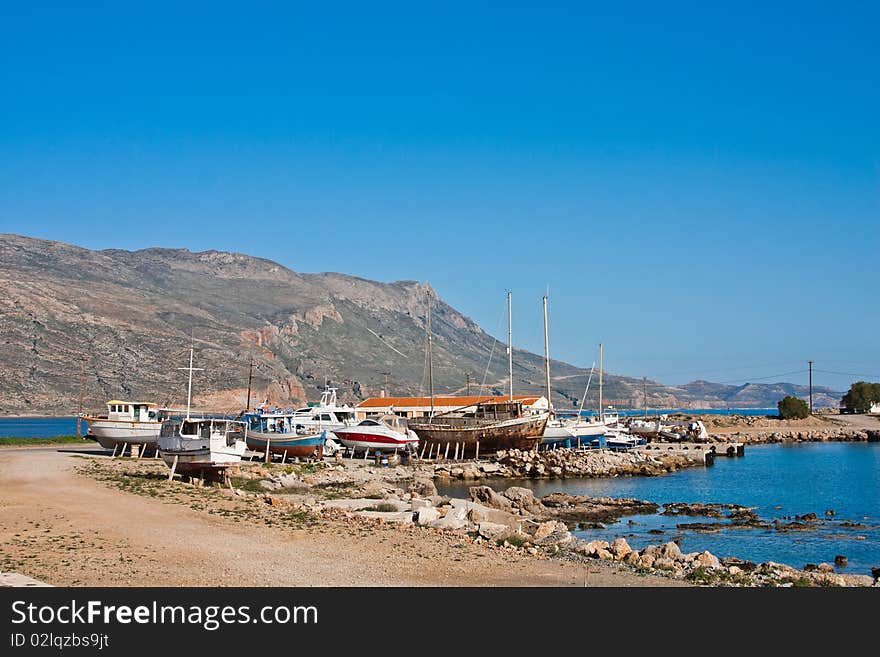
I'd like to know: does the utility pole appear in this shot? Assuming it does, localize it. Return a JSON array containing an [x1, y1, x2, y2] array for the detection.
[[465, 372, 472, 396], [643, 376, 648, 418], [245, 357, 254, 412], [77, 358, 85, 438], [382, 371, 391, 397], [808, 360, 813, 414]]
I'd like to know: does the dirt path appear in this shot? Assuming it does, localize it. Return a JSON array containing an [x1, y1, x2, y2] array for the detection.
[[833, 413, 880, 431], [0, 447, 683, 587]]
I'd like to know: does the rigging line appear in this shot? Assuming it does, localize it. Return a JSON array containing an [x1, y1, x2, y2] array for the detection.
[[479, 302, 507, 394], [363, 326, 408, 358]]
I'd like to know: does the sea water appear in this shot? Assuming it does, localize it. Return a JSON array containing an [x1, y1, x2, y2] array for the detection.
[[439, 442, 880, 574], [0, 416, 79, 438]]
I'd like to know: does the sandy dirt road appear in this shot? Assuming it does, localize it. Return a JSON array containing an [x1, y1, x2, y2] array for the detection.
[[0, 446, 682, 587]]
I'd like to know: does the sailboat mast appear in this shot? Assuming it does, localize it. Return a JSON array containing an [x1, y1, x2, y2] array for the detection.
[[542, 295, 551, 411], [185, 347, 194, 420], [427, 288, 434, 417], [507, 291, 513, 401], [598, 342, 603, 423]]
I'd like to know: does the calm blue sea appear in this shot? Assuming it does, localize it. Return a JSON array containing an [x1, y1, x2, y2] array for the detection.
[[0, 417, 79, 438], [439, 443, 880, 575], [568, 408, 779, 418]]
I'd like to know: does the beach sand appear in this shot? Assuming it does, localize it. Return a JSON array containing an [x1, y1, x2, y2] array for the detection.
[[0, 446, 683, 587]]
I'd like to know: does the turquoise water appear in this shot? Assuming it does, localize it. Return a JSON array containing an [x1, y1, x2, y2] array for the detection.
[[439, 443, 880, 575], [0, 416, 78, 437]]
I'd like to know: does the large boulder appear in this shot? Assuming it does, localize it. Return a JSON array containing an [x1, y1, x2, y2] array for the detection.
[[503, 487, 546, 514], [532, 521, 560, 541], [476, 522, 510, 540], [660, 541, 682, 560], [415, 507, 441, 525], [610, 538, 633, 560], [408, 477, 438, 498], [696, 551, 720, 569], [469, 486, 513, 512]]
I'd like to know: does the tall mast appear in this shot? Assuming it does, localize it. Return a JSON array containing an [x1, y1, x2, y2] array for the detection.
[[427, 288, 434, 417], [542, 295, 552, 412], [598, 342, 603, 422], [643, 376, 648, 418], [507, 291, 513, 401], [177, 335, 203, 420]]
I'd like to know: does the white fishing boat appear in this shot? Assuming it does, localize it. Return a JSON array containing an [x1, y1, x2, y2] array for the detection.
[[81, 401, 163, 450], [157, 345, 247, 476]]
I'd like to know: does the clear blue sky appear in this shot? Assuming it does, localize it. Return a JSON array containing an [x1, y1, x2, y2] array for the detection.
[[1, 1, 878, 393]]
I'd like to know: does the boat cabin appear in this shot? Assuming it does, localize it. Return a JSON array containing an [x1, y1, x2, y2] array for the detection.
[[104, 400, 158, 422], [359, 414, 410, 434]]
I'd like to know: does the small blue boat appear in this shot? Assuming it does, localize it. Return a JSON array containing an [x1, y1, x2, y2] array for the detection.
[[242, 412, 326, 459]]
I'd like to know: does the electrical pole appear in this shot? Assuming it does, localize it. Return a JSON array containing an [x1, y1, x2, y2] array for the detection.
[[643, 376, 648, 418], [382, 371, 391, 397], [808, 360, 813, 414], [465, 372, 472, 396], [427, 289, 434, 417], [245, 357, 254, 412], [77, 358, 85, 438]]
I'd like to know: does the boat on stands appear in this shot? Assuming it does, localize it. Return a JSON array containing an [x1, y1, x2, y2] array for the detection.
[[81, 401, 163, 450], [605, 430, 647, 450], [157, 345, 247, 476], [411, 400, 549, 455], [241, 411, 326, 459], [409, 291, 548, 456], [333, 414, 420, 452], [286, 387, 357, 436]]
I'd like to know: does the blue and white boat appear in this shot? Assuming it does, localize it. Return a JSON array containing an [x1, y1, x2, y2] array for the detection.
[[241, 411, 326, 459]]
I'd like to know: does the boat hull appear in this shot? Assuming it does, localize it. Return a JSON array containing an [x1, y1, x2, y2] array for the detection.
[[333, 428, 419, 451], [82, 417, 162, 449], [158, 436, 246, 473], [245, 431, 325, 459], [410, 413, 548, 456]]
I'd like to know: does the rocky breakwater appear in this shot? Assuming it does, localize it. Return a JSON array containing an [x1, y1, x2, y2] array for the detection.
[[434, 447, 703, 481], [709, 428, 880, 444], [572, 538, 877, 587]]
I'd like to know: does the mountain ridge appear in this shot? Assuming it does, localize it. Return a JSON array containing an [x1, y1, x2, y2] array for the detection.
[[0, 234, 842, 415]]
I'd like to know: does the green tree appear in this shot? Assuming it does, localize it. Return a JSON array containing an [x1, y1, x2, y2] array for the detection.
[[841, 382, 880, 413], [777, 395, 810, 419]]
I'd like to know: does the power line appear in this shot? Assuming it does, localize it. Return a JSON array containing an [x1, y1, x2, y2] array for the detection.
[[715, 369, 810, 385], [814, 369, 880, 379]]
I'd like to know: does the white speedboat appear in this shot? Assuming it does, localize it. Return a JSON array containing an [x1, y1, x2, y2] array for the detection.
[[81, 400, 162, 450], [286, 387, 357, 435], [604, 430, 647, 450], [333, 414, 419, 452]]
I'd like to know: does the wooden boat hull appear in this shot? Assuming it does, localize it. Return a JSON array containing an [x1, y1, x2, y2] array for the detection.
[[245, 431, 325, 459], [409, 413, 548, 456]]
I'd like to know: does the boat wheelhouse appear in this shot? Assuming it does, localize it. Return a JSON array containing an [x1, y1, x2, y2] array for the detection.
[[81, 400, 163, 449], [241, 411, 326, 459]]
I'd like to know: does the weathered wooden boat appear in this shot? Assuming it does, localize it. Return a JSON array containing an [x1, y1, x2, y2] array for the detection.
[[81, 400, 163, 450], [408, 401, 549, 456], [241, 411, 325, 459]]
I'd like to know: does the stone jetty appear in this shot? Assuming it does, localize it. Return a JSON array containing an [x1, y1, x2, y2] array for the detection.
[[434, 447, 703, 480]]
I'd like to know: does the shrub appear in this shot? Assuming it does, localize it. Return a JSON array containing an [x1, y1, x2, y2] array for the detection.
[[841, 381, 880, 414], [777, 396, 810, 419]]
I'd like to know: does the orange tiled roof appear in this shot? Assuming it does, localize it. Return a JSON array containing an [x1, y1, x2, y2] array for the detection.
[[357, 395, 543, 408]]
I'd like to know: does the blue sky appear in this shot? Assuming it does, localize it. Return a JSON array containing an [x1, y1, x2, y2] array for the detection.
[[1, 1, 878, 392]]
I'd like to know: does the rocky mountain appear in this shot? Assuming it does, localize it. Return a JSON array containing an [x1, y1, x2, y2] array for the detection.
[[0, 235, 841, 415], [677, 380, 841, 409]]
